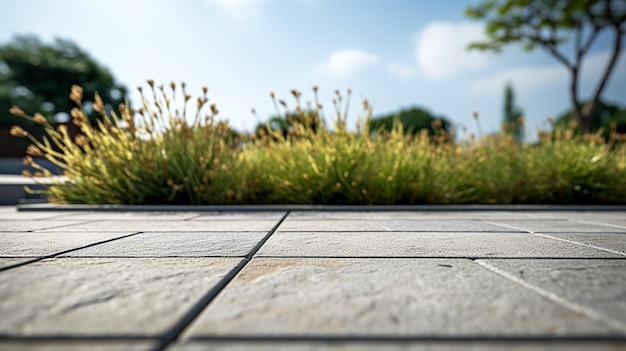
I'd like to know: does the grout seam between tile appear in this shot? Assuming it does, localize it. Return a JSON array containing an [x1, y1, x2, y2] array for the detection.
[[183, 335, 626, 342], [480, 220, 533, 233], [0, 232, 143, 273], [155, 211, 290, 351], [534, 233, 626, 257], [252, 255, 626, 260]]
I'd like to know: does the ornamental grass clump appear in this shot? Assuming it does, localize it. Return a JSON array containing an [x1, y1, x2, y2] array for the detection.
[[11, 81, 243, 204], [243, 90, 626, 205], [10, 82, 626, 205], [243, 89, 439, 204]]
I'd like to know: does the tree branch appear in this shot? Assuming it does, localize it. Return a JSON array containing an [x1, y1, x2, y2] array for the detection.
[[579, 25, 599, 63], [575, 21, 583, 58], [587, 25, 623, 118], [538, 32, 573, 69]]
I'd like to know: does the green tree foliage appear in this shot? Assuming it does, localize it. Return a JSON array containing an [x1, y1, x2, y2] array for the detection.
[[503, 82, 524, 141], [0, 35, 128, 127], [255, 110, 323, 138], [466, 0, 626, 133], [554, 100, 626, 137], [369, 107, 451, 138]]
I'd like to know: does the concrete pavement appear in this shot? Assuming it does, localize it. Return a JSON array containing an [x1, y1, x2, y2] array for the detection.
[[0, 206, 625, 350]]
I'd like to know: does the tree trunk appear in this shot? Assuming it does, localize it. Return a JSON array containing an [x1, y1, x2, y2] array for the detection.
[[582, 27, 623, 134], [569, 66, 588, 132]]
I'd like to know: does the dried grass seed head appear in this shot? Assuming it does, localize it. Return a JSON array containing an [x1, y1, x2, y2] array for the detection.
[[32, 113, 47, 124], [9, 105, 26, 117], [26, 145, 44, 157], [94, 93, 105, 114], [69, 85, 83, 105], [10, 125, 29, 137], [22, 155, 34, 166]]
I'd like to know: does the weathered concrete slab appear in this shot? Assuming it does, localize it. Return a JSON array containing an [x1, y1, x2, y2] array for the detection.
[[183, 258, 618, 338], [0, 220, 90, 232], [37, 220, 280, 232], [257, 232, 618, 258], [63, 232, 267, 257], [538, 233, 626, 256], [374, 220, 520, 232], [578, 220, 626, 230], [0, 341, 157, 351], [0, 209, 72, 220], [477, 259, 626, 327], [278, 219, 524, 232], [537, 212, 626, 221], [191, 212, 287, 220], [170, 341, 626, 351], [277, 220, 384, 232], [484, 220, 626, 233], [0, 257, 243, 337], [52, 211, 202, 220], [288, 211, 566, 220], [0, 232, 137, 257]]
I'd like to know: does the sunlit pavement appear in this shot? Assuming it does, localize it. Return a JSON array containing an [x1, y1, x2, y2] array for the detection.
[[1, 205, 625, 351]]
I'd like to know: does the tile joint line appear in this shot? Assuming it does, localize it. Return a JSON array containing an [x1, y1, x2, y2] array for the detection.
[[0, 231, 143, 273], [475, 259, 626, 334], [155, 211, 290, 351]]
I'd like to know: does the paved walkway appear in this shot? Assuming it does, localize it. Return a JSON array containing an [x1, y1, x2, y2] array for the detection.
[[0, 205, 625, 350]]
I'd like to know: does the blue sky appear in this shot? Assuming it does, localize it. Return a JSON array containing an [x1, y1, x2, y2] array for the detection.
[[1, 0, 625, 136]]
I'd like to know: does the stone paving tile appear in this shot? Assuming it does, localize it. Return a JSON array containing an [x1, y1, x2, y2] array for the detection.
[[192, 212, 287, 220], [257, 232, 618, 258], [170, 341, 626, 351], [0, 220, 90, 232], [483, 220, 626, 233], [183, 258, 618, 338], [62, 232, 267, 257], [374, 220, 520, 232], [278, 219, 523, 232], [477, 259, 626, 328], [538, 212, 626, 221], [37, 220, 280, 232], [0, 257, 34, 270], [578, 220, 626, 230], [0, 232, 137, 257], [0, 210, 73, 220], [287, 211, 563, 220], [0, 341, 157, 351], [52, 211, 202, 220], [0, 257, 243, 337], [537, 233, 626, 256], [277, 220, 384, 232]]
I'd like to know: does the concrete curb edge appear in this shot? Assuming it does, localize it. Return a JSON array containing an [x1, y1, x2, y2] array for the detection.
[[16, 203, 626, 212]]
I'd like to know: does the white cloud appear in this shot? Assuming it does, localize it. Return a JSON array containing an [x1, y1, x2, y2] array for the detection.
[[387, 62, 415, 79], [320, 49, 381, 77], [415, 22, 492, 78], [471, 49, 626, 95]]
